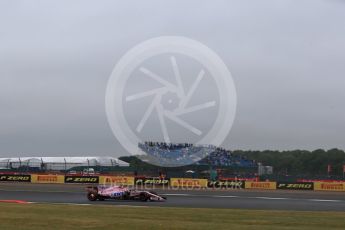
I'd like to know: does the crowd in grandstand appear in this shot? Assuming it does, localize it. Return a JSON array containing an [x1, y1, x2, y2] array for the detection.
[[144, 142, 195, 150], [198, 147, 257, 167], [139, 142, 257, 167], [138, 142, 214, 166]]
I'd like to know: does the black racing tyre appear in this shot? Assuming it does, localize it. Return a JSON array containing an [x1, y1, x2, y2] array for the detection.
[[123, 192, 130, 200], [87, 192, 98, 201], [139, 193, 148, 202]]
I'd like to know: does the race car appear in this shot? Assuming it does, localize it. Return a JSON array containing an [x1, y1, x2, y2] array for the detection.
[[86, 185, 167, 202]]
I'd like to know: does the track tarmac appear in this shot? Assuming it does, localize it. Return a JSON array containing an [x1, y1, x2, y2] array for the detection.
[[1, 183, 345, 211]]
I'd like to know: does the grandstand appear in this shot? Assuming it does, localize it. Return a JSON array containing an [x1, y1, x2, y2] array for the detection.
[[138, 142, 257, 168], [0, 157, 129, 172], [197, 148, 257, 167], [138, 142, 216, 167]]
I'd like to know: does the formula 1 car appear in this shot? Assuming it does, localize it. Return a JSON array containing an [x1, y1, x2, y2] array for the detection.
[[86, 185, 167, 202]]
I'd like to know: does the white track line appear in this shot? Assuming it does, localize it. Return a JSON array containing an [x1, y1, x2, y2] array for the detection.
[[253, 197, 289, 200], [212, 195, 239, 198], [162, 193, 190, 196], [163, 193, 344, 203], [309, 199, 342, 202], [0, 189, 82, 194], [28, 202, 91, 206], [35, 202, 149, 208]]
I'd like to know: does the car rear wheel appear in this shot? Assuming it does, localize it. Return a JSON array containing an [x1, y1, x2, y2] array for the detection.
[[87, 192, 98, 201], [139, 193, 148, 202], [123, 193, 130, 200]]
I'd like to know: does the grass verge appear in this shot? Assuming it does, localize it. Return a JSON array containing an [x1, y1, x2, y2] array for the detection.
[[0, 203, 344, 230]]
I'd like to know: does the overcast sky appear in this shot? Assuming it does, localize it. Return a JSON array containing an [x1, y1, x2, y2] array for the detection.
[[0, 0, 344, 157]]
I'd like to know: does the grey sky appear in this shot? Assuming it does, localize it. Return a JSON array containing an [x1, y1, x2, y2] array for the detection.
[[0, 0, 344, 157]]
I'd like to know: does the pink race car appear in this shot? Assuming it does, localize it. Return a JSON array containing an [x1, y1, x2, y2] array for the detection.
[[86, 185, 167, 202]]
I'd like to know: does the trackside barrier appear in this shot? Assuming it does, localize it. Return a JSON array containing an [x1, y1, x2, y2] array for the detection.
[[1, 174, 345, 192], [245, 181, 276, 190], [31, 174, 65, 184], [313, 182, 345, 192], [170, 178, 208, 188], [99, 176, 134, 186]]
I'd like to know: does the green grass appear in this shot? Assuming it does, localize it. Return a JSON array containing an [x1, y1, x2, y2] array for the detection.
[[0, 203, 344, 230]]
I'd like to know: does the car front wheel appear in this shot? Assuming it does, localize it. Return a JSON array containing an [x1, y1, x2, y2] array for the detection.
[[87, 192, 98, 201]]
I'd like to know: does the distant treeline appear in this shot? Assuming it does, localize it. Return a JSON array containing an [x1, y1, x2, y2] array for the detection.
[[233, 149, 345, 176]]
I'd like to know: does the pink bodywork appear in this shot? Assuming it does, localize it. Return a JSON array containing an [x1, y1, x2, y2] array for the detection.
[[98, 186, 129, 197]]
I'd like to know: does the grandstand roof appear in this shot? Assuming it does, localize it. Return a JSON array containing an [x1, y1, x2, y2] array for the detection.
[[0, 156, 129, 167]]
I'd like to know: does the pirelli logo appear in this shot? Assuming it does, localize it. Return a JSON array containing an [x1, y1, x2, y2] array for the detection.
[[105, 177, 128, 184], [31, 174, 65, 184], [314, 182, 345, 192], [170, 178, 208, 188], [37, 176, 58, 182], [245, 181, 276, 190], [65, 176, 99, 184], [252, 183, 270, 188], [0, 175, 31, 182], [321, 183, 343, 190], [176, 180, 200, 186], [99, 176, 135, 185]]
